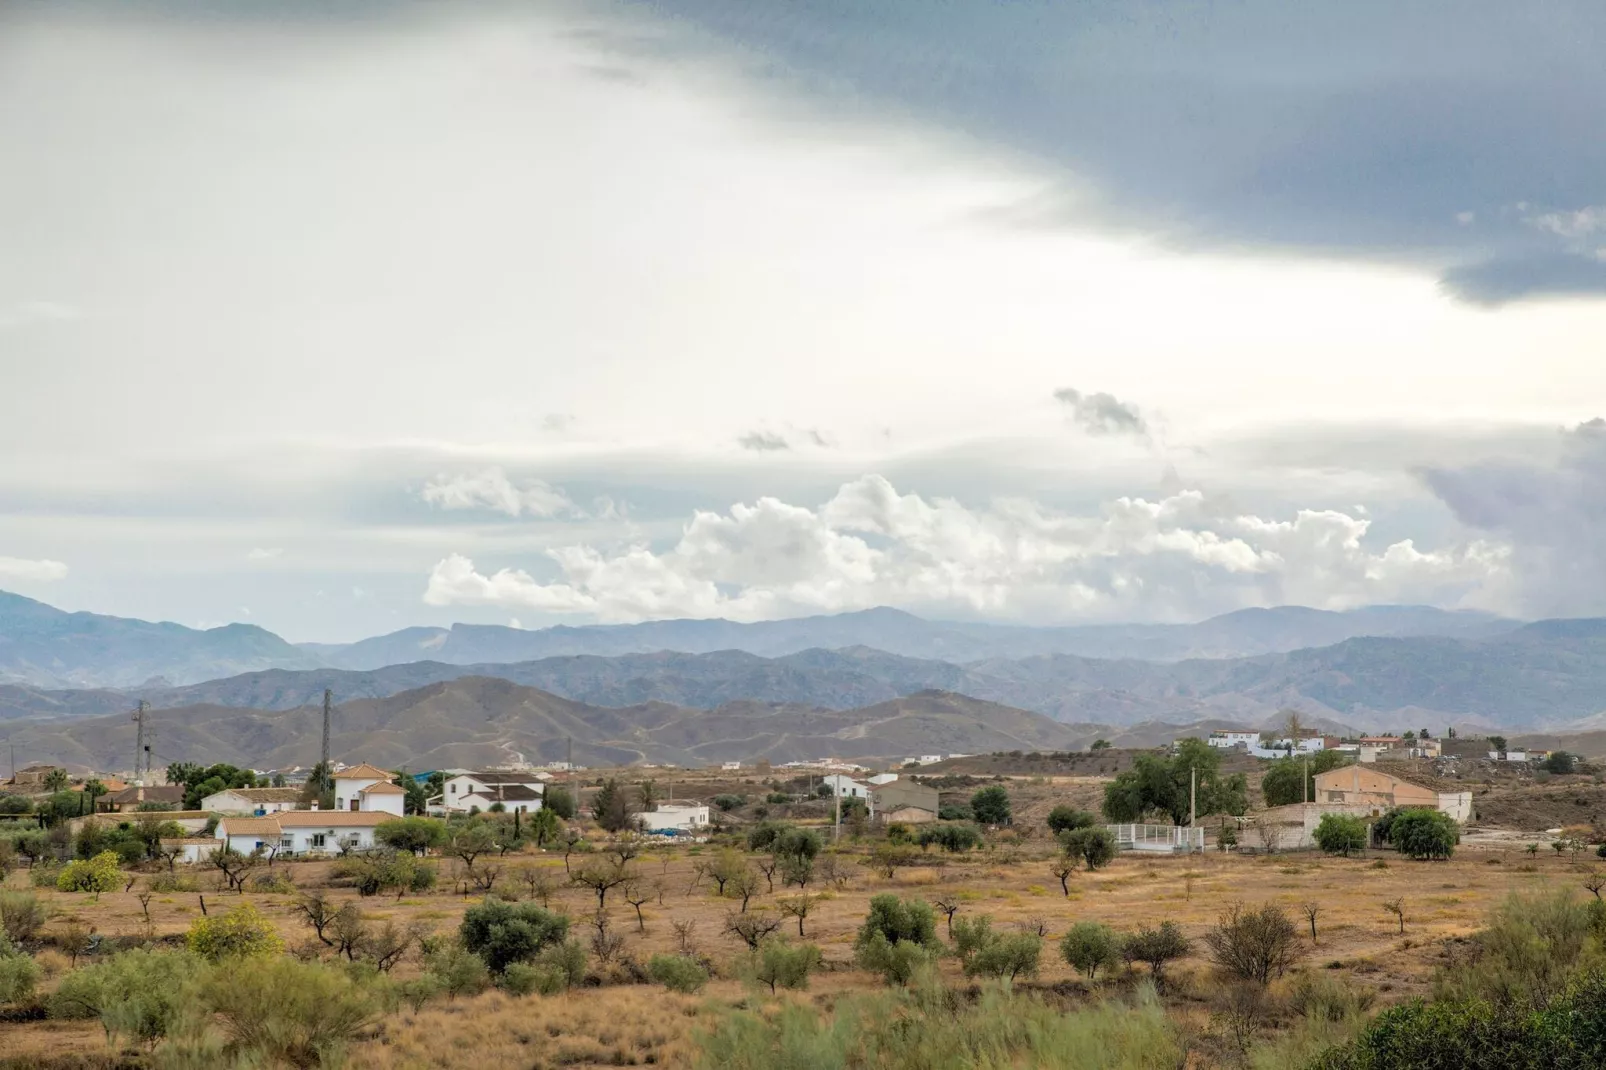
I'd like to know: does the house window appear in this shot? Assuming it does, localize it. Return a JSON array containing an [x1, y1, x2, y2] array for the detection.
[[311, 833, 326, 848], [280, 837, 293, 850], [350, 799, 360, 811]]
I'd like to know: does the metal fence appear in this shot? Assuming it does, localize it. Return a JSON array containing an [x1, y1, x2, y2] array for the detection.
[[1106, 823, 1205, 852]]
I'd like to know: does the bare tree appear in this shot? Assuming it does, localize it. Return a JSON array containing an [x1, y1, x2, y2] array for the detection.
[[1382, 898, 1405, 934], [211, 846, 261, 893], [588, 910, 625, 966], [816, 854, 856, 889], [572, 858, 632, 910], [293, 890, 340, 947], [1585, 872, 1606, 901], [756, 854, 780, 894], [624, 881, 655, 933], [722, 910, 783, 950], [687, 859, 712, 895], [468, 862, 502, 894], [607, 832, 644, 869], [1049, 856, 1076, 897], [560, 827, 585, 875], [519, 865, 557, 907], [671, 917, 698, 957], [779, 894, 816, 937], [330, 903, 368, 962], [1203, 902, 1304, 985], [1018, 915, 1050, 939], [1302, 902, 1322, 945], [727, 867, 762, 913], [932, 895, 961, 938]]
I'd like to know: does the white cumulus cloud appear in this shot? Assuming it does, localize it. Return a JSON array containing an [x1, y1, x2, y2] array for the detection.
[[421, 469, 576, 518], [422, 476, 1507, 623], [0, 556, 69, 582]]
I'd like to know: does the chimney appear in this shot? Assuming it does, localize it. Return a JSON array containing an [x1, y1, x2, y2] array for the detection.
[[310, 800, 319, 811]]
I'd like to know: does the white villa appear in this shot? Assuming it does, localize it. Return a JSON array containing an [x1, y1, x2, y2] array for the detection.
[[430, 770, 546, 815], [822, 774, 871, 799], [642, 803, 710, 833], [199, 786, 303, 815], [332, 764, 407, 815], [214, 810, 390, 856]]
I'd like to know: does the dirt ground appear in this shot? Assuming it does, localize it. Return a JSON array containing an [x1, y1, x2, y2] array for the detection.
[[4, 824, 1599, 1070]]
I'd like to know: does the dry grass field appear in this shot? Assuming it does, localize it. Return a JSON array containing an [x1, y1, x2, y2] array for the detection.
[[3, 818, 1598, 1070]]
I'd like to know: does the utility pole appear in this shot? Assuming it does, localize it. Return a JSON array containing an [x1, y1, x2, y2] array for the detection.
[[1303, 752, 1310, 805], [1189, 765, 1197, 831], [320, 689, 333, 795], [131, 701, 149, 785], [833, 773, 842, 842]]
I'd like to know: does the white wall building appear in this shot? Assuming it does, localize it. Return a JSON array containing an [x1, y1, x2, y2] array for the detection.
[[822, 774, 870, 799], [432, 771, 546, 815], [1208, 732, 1261, 749], [331, 764, 407, 816], [642, 803, 710, 833], [200, 787, 303, 816], [867, 773, 900, 786], [214, 811, 389, 856]]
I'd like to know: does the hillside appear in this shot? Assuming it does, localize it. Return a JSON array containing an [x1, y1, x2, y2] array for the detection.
[[0, 591, 320, 688], [1, 677, 1094, 772]]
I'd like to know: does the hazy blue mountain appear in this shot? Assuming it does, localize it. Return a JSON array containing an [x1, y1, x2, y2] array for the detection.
[[0, 591, 320, 688], [304, 604, 1516, 669]]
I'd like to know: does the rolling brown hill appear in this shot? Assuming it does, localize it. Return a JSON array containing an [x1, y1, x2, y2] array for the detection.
[[3, 677, 1096, 773]]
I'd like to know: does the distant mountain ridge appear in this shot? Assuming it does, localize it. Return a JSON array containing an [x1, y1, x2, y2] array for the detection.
[[12, 621, 1606, 732], [0, 589, 1521, 689], [0, 591, 320, 689]]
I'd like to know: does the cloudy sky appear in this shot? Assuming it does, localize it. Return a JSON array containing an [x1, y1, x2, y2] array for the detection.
[[2, 0, 1605, 642]]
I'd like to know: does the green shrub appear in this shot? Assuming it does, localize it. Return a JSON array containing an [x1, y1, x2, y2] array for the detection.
[[753, 941, 820, 992], [248, 869, 296, 894], [375, 817, 448, 855], [1046, 806, 1097, 835], [188, 956, 376, 1068], [499, 961, 548, 996], [856, 894, 940, 951], [1313, 814, 1368, 857], [951, 914, 996, 968], [1286, 971, 1375, 1022], [1122, 922, 1190, 985], [147, 871, 200, 893], [535, 938, 587, 989], [56, 851, 121, 895], [186, 902, 284, 961], [0, 891, 47, 945], [1061, 827, 1118, 871], [1437, 889, 1594, 1008], [649, 953, 711, 993], [49, 948, 198, 1049], [459, 899, 569, 974], [966, 932, 1043, 982], [1061, 921, 1122, 980], [855, 932, 937, 986], [916, 823, 982, 853], [1377, 808, 1458, 861], [970, 786, 1012, 825], [424, 942, 490, 999], [0, 950, 41, 1007]]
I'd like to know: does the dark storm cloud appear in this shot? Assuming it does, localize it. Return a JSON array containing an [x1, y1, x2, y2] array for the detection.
[[1422, 420, 1606, 616], [1053, 388, 1147, 437], [631, 0, 1606, 303]]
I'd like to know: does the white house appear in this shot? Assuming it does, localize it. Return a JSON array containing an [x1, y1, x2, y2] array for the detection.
[[432, 771, 546, 815], [1489, 750, 1529, 762], [160, 836, 221, 864], [1208, 732, 1261, 749], [642, 803, 710, 833], [822, 774, 870, 799], [214, 810, 390, 856], [200, 787, 303, 815], [720, 761, 742, 771], [867, 773, 900, 786], [331, 764, 407, 815]]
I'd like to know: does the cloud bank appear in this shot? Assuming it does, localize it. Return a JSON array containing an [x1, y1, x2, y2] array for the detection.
[[0, 556, 69, 582], [422, 469, 576, 519], [424, 475, 1503, 623]]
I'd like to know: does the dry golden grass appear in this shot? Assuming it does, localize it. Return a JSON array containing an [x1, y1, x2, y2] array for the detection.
[[4, 830, 1601, 1068]]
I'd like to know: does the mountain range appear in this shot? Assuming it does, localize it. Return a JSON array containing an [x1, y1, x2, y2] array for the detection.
[[9, 621, 1606, 733], [2, 678, 1167, 773], [0, 590, 1514, 689]]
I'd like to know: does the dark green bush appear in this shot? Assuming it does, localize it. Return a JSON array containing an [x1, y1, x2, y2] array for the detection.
[[458, 900, 569, 974]]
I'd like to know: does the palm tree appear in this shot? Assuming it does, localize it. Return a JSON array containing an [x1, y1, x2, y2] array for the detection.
[[83, 778, 107, 811], [43, 768, 69, 793]]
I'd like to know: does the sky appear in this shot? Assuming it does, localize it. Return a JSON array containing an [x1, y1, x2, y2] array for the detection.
[[2, 0, 1605, 642]]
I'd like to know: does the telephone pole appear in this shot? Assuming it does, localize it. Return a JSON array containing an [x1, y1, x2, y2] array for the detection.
[[131, 701, 149, 785], [320, 689, 333, 794]]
